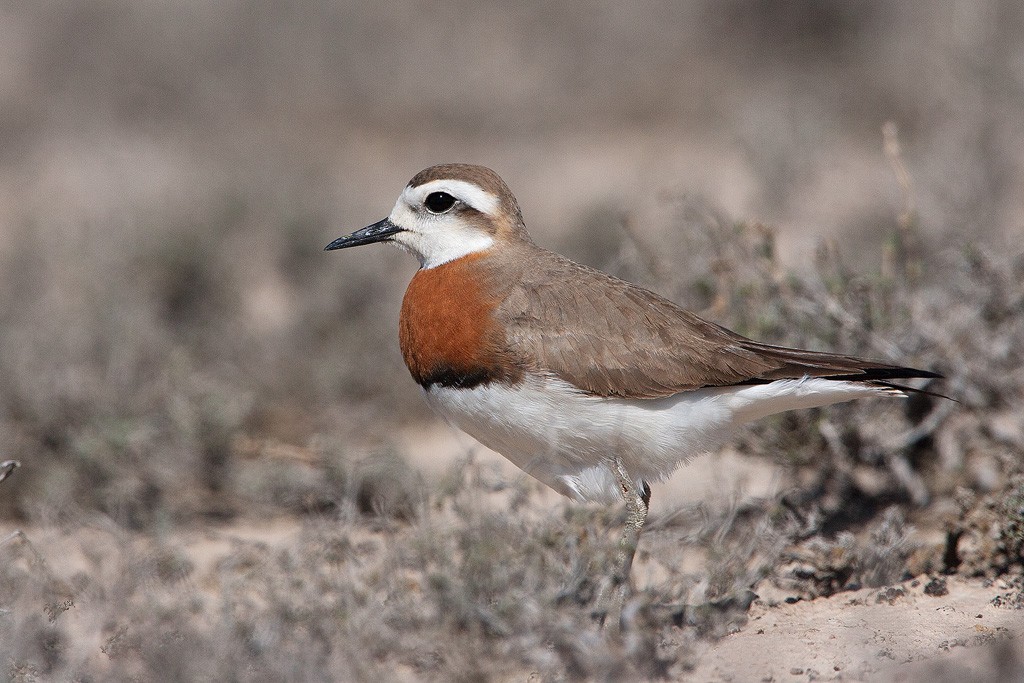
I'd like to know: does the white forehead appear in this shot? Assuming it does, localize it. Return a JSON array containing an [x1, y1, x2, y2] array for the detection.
[[401, 179, 500, 216]]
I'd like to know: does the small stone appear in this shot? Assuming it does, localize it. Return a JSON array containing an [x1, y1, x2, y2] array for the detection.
[[924, 576, 949, 597], [876, 586, 906, 604]]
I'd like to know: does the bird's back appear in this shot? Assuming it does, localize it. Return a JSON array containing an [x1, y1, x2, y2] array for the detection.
[[486, 242, 937, 398]]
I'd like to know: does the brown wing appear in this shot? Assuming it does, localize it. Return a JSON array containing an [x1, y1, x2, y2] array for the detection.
[[494, 246, 937, 399]]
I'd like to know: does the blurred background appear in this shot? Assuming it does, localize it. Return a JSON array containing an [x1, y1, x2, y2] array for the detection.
[[1, 2, 1023, 677], [1, 0, 1021, 523]]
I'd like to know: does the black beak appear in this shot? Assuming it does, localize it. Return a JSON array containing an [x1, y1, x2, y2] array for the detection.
[[324, 218, 403, 251]]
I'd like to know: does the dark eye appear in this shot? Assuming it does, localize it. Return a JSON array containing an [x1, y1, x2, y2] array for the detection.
[[424, 191, 457, 214]]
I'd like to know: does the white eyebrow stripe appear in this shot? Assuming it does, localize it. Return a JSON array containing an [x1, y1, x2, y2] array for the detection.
[[407, 179, 501, 216]]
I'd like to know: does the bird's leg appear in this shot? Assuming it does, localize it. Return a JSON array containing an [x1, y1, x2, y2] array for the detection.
[[595, 456, 651, 627], [613, 458, 650, 589]]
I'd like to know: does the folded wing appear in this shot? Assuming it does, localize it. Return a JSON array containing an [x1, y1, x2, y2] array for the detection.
[[496, 247, 938, 399]]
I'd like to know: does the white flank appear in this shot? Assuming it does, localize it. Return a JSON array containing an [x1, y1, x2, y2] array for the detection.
[[388, 182, 497, 269], [426, 375, 899, 504]]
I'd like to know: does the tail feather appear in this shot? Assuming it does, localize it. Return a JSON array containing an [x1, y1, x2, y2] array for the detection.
[[735, 339, 942, 385], [874, 380, 955, 402]]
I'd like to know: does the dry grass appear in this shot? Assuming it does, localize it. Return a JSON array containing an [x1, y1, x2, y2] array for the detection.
[[3, 205, 1022, 680], [1, 1, 1023, 680]]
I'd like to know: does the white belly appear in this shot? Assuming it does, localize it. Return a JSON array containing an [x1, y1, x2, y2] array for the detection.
[[424, 374, 895, 504]]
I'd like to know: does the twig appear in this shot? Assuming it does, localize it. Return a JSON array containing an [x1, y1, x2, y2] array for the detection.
[[0, 529, 44, 565], [881, 398, 958, 453], [0, 460, 20, 484], [885, 451, 930, 506], [882, 121, 922, 281]]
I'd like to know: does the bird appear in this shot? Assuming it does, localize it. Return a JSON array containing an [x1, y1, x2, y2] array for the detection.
[[325, 163, 939, 616]]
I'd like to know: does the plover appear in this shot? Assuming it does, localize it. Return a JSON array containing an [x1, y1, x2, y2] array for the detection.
[[325, 163, 939, 614]]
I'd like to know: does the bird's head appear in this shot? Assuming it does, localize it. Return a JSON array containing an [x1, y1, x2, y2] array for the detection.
[[325, 163, 530, 269]]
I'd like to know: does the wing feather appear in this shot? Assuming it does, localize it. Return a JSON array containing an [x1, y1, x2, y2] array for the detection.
[[493, 245, 938, 398]]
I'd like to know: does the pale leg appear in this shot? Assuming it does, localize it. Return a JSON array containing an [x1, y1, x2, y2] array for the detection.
[[595, 456, 651, 627]]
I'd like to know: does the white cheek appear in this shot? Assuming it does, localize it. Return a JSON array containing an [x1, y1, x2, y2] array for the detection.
[[392, 228, 494, 269], [389, 230, 428, 261], [388, 201, 494, 269], [389, 201, 417, 230]]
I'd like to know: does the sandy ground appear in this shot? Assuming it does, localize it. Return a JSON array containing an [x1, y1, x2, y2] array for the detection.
[[14, 525, 1022, 682], [396, 424, 1024, 681], [691, 577, 1024, 682], [6, 422, 1021, 681]]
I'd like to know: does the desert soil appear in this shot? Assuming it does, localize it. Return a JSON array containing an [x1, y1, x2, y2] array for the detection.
[[412, 425, 1024, 681], [7, 422, 1021, 681]]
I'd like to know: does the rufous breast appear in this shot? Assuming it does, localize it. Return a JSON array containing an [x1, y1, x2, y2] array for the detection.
[[399, 251, 521, 390]]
